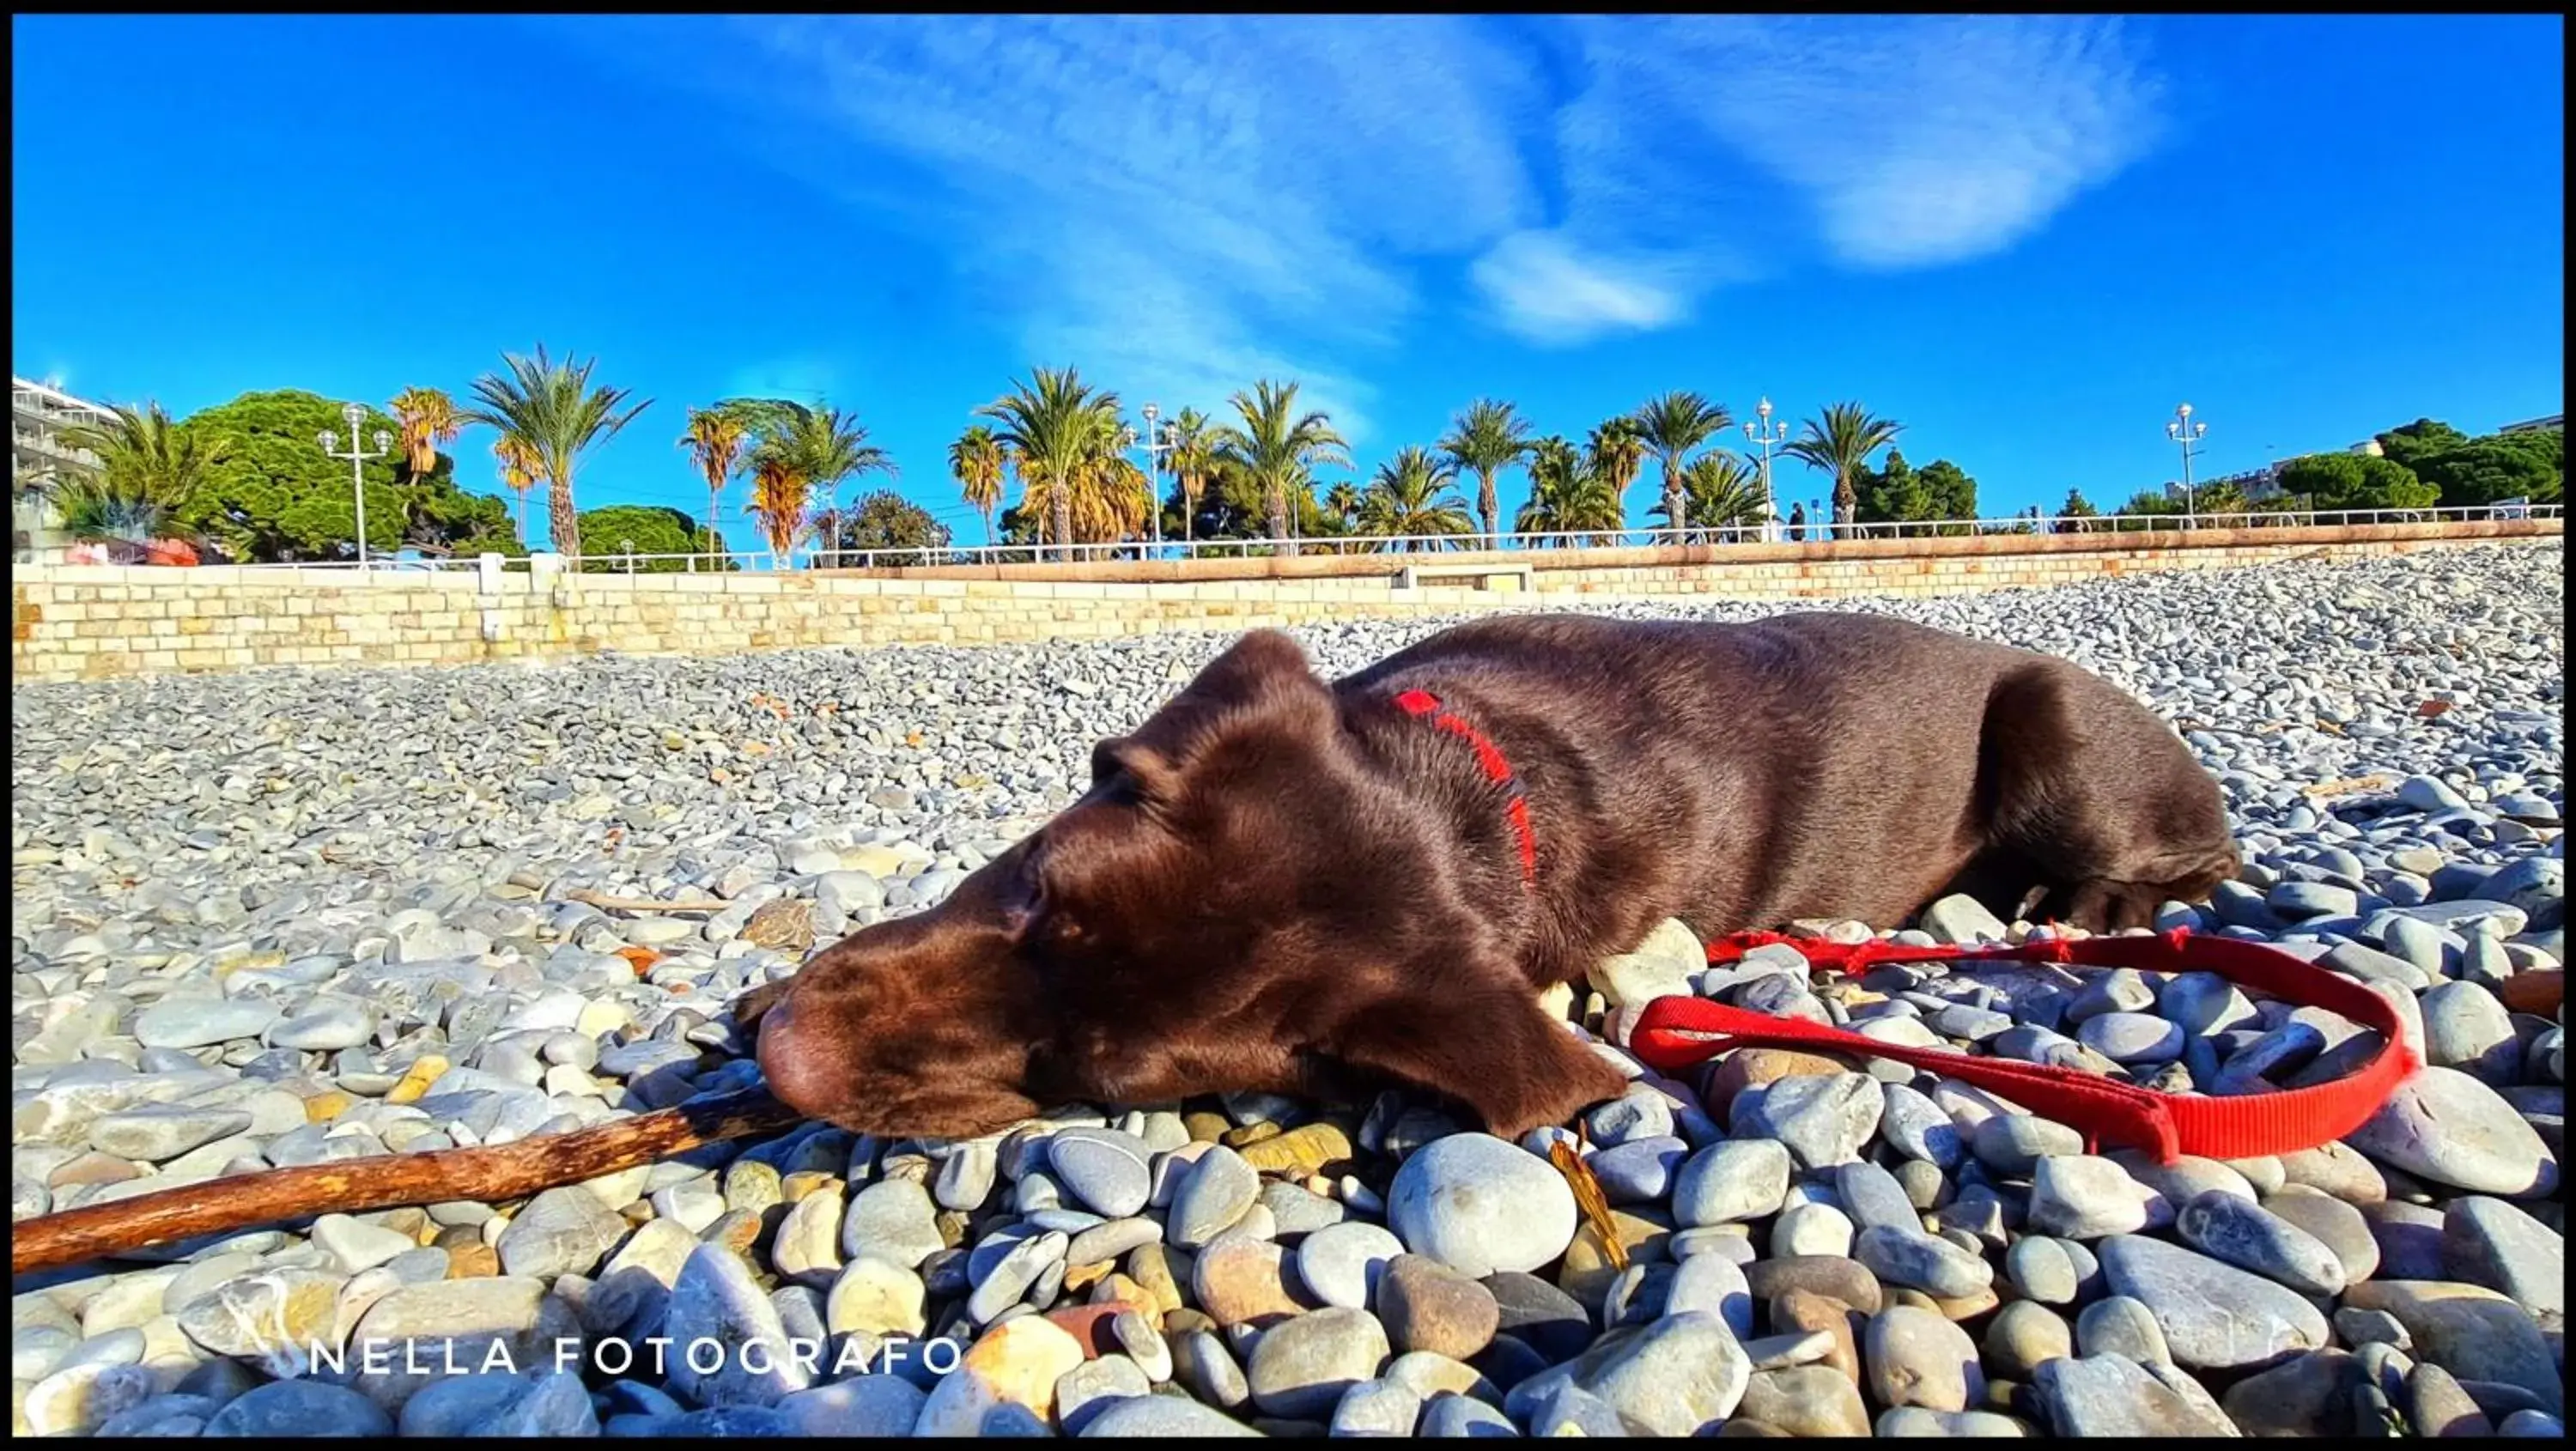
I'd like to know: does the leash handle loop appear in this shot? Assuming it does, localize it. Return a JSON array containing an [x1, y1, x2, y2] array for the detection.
[[1629, 928, 2419, 1164]]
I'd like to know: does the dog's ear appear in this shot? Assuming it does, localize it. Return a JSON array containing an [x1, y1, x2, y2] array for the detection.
[[1179, 629, 1324, 713], [1089, 735, 1179, 805]]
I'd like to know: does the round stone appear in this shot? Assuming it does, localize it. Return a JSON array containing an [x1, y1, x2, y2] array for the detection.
[[2028, 1156, 2164, 1240], [1047, 1129, 1155, 1218], [203, 1378, 392, 1437], [1855, 1223, 1994, 1299], [1671, 1138, 1792, 1227], [825, 1255, 927, 1338], [2345, 1066, 2557, 1197], [1170, 1144, 1261, 1248], [914, 1314, 1084, 1436], [1244, 1306, 1390, 1419], [1387, 1133, 1577, 1278], [1330, 1377, 1422, 1436], [1587, 1136, 1688, 1204], [2075, 1296, 2172, 1366], [839, 1179, 946, 1269], [2007, 1235, 2081, 1305], [1771, 1203, 1856, 1259], [1293, 1221, 1404, 1311], [1191, 1235, 1309, 1330], [2097, 1233, 2331, 1370], [1376, 1254, 1500, 1360], [1664, 1250, 1753, 1338], [1878, 1082, 1965, 1168], [133, 997, 283, 1049], [1984, 1300, 2073, 1381], [1581, 1311, 1752, 1435], [2173, 1189, 2348, 1296], [1741, 1072, 1882, 1169], [1865, 1305, 1984, 1414], [1082, 1396, 1262, 1437], [1971, 1114, 2085, 1175]]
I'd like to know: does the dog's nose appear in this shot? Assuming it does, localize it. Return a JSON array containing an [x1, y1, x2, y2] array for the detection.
[[755, 996, 827, 1117]]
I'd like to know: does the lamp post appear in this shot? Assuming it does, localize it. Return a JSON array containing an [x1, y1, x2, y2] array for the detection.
[[2166, 403, 2208, 529], [318, 402, 393, 569], [1743, 396, 1789, 543], [1136, 403, 1177, 554]]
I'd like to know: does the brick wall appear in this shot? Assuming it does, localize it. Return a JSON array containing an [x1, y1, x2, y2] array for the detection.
[[11, 520, 2558, 683]]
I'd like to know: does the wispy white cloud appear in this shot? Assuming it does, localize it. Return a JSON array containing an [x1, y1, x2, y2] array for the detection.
[[1563, 15, 2164, 272], [568, 15, 2160, 429], [1469, 232, 1695, 346]]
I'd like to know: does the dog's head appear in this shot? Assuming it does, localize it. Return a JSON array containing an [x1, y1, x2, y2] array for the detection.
[[753, 628, 1441, 1138]]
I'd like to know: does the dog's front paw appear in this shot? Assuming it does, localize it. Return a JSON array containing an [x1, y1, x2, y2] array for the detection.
[[1482, 1049, 1628, 1142]]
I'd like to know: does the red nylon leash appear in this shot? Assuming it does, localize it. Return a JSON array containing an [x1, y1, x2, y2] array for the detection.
[[1627, 927, 2421, 1163]]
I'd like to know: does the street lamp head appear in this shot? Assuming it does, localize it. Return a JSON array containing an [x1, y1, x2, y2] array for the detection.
[[2193, 422, 2208, 439], [1757, 396, 1772, 419], [318, 431, 337, 452], [2178, 402, 2193, 418], [373, 430, 393, 452], [1142, 402, 1158, 422], [343, 402, 367, 428], [2166, 422, 2179, 440]]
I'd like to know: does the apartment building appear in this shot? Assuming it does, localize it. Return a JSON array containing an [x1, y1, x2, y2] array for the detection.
[[13, 374, 119, 562]]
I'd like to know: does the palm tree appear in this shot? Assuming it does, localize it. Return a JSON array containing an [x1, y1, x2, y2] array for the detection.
[[1094, 453, 1153, 544], [1438, 398, 1534, 548], [746, 455, 811, 565], [1783, 402, 1904, 531], [387, 386, 464, 486], [1660, 452, 1769, 541], [1165, 407, 1220, 545], [1514, 435, 1622, 546], [1631, 392, 1732, 543], [1356, 446, 1473, 551], [1214, 379, 1347, 559], [460, 345, 653, 559], [1324, 479, 1363, 529], [1586, 418, 1648, 537], [979, 367, 1123, 562], [1013, 446, 1151, 549], [738, 403, 897, 566], [492, 435, 543, 545], [46, 402, 231, 556], [948, 424, 1007, 547], [679, 407, 752, 566]]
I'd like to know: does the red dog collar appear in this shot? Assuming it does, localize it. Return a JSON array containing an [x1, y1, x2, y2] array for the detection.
[[1631, 928, 2421, 1163], [1394, 689, 1538, 891]]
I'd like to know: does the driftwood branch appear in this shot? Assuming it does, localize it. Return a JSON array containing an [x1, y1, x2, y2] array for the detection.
[[12, 1088, 803, 1278], [567, 890, 738, 914], [2500, 968, 2563, 1018]]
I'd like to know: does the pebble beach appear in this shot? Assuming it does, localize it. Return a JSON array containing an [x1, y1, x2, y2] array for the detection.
[[9, 541, 2564, 1437]]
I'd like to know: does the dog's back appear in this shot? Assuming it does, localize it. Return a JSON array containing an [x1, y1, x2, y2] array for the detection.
[[1340, 611, 2233, 936]]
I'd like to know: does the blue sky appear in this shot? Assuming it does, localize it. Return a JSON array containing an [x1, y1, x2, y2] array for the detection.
[[12, 15, 2565, 549]]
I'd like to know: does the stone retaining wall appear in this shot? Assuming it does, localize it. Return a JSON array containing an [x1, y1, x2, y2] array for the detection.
[[11, 519, 2559, 683]]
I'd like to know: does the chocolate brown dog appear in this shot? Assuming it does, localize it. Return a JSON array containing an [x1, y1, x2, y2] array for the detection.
[[748, 613, 2236, 1141]]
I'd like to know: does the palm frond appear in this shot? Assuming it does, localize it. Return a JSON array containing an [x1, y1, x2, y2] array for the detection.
[[387, 386, 463, 478], [1356, 446, 1472, 550], [460, 344, 653, 557]]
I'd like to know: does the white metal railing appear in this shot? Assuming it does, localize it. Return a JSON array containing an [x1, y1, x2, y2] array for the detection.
[[126, 501, 2565, 574]]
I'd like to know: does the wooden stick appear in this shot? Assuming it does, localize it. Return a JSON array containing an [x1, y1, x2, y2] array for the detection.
[[567, 890, 738, 914], [2500, 968, 2563, 1019], [12, 1088, 803, 1278]]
